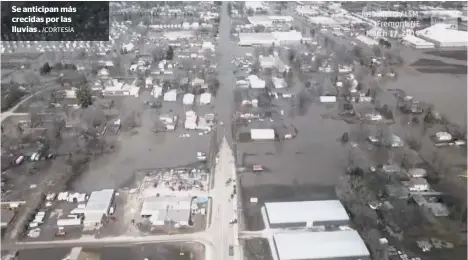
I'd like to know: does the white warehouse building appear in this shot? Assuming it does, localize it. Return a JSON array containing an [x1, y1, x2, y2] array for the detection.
[[247, 16, 293, 26], [416, 24, 468, 47], [273, 231, 371, 260], [356, 35, 379, 46], [238, 31, 302, 46], [140, 197, 192, 227], [264, 200, 349, 228], [83, 189, 115, 227], [402, 35, 435, 49], [238, 33, 275, 46]]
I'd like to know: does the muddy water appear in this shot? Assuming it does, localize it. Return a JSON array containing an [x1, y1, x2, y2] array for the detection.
[[72, 92, 211, 193], [19, 243, 199, 260]]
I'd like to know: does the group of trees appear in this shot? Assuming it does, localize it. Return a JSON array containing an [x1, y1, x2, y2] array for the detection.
[[1, 85, 25, 112], [376, 104, 394, 120], [39, 62, 51, 75], [76, 85, 93, 108]]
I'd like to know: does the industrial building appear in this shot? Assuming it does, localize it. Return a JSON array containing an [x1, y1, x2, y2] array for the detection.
[[83, 189, 114, 227], [308, 16, 339, 27], [272, 31, 303, 45], [140, 196, 192, 227], [273, 231, 371, 260], [239, 33, 275, 46], [264, 200, 349, 228], [416, 24, 468, 47], [356, 35, 379, 46], [247, 16, 293, 26], [295, 5, 320, 16], [238, 31, 302, 46], [402, 35, 435, 49]]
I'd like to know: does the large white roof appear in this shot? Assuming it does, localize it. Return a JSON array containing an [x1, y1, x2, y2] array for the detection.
[[402, 35, 435, 47], [85, 189, 114, 213], [416, 24, 468, 45], [356, 35, 378, 46], [265, 200, 349, 225], [272, 31, 302, 41], [239, 32, 275, 42], [308, 16, 337, 25], [274, 231, 370, 260], [248, 16, 273, 26], [245, 1, 265, 10]]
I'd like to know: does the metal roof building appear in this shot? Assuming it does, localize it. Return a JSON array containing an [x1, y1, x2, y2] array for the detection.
[[84, 189, 114, 215], [238, 33, 275, 46], [416, 24, 468, 47], [265, 200, 349, 228], [273, 231, 371, 260], [141, 197, 192, 226]]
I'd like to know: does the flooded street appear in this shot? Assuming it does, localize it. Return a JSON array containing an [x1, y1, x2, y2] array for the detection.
[[72, 92, 211, 193]]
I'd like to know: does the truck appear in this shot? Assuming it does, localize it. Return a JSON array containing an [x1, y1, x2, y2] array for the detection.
[[55, 229, 66, 237], [14, 155, 25, 165], [57, 218, 82, 227], [253, 165, 264, 172], [197, 152, 207, 161], [250, 129, 275, 140]]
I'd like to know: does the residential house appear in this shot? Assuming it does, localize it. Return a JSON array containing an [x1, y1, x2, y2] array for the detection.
[[407, 168, 427, 178]]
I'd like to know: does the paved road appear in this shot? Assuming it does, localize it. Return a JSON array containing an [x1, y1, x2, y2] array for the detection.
[[207, 136, 238, 260]]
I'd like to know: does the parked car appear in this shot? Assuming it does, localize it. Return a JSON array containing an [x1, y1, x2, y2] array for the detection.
[[197, 152, 207, 161], [253, 165, 263, 172], [55, 229, 66, 237], [14, 155, 25, 165]]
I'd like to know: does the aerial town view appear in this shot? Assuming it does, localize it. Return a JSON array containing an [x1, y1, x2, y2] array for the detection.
[[1, 1, 467, 260]]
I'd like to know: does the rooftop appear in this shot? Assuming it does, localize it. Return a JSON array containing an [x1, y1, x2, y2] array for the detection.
[[403, 34, 435, 47], [265, 200, 349, 225], [416, 24, 468, 44], [238, 32, 276, 41], [248, 16, 273, 25], [85, 189, 114, 213], [166, 209, 191, 222], [308, 16, 338, 25], [274, 231, 370, 260]]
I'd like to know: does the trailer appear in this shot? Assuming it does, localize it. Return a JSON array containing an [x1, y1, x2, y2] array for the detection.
[[250, 129, 275, 140], [57, 218, 82, 227]]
